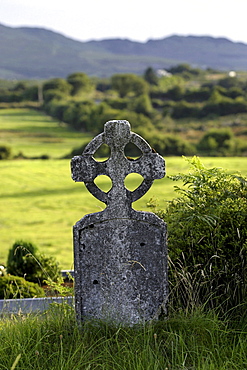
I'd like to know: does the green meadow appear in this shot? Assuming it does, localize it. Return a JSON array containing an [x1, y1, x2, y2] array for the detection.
[[0, 108, 92, 158], [1, 108, 247, 269]]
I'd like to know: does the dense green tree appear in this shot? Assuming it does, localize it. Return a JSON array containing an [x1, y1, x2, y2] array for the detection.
[[45, 100, 68, 121], [168, 63, 201, 77], [11, 82, 27, 92], [43, 78, 72, 94], [198, 128, 235, 155], [67, 72, 92, 95], [218, 76, 240, 89], [43, 89, 67, 103], [171, 101, 200, 119], [129, 94, 153, 116], [143, 67, 158, 85], [168, 64, 192, 74], [111, 74, 148, 98], [22, 85, 39, 101], [71, 100, 95, 131], [184, 87, 211, 102], [96, 78, 111, 92], [166, 85, 185, 101]]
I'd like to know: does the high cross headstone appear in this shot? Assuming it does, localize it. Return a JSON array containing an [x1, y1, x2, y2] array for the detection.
[[71, 120, 168, 325]]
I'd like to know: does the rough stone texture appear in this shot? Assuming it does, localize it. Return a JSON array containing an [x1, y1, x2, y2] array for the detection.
[[71, 120, 168, 325]]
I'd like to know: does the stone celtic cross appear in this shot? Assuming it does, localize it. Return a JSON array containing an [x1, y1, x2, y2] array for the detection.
[[71, 120, 168, 325]]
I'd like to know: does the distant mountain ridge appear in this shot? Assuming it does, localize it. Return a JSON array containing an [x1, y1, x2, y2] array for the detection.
[[1, 23, 247, 79]]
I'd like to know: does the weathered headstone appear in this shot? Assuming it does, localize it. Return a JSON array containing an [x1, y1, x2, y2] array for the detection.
[[71, 120, 168, 325]]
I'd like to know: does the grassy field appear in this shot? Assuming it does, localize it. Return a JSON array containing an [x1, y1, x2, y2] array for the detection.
[[0, 108, 92, 158], [1, 108, 247, 269]]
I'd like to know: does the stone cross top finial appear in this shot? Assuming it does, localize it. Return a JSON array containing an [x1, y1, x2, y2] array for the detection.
[[71, 120, 165, 216]]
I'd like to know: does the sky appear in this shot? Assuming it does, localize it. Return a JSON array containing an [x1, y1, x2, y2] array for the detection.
[[1, 0, 247, 44]]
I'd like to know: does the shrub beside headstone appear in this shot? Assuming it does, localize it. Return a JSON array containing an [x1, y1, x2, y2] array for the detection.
[[7, 240, 61, 284], [0, 275, 45, 299]]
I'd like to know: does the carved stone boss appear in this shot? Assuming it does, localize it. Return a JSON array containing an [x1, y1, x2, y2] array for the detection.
[[71, 120, 168, 325]]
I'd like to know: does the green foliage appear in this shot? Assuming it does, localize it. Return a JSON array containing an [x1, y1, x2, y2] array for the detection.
[[7, 240, 61, 284], [22, 85, 39, 101], [156, 74, 185, 93], [156, 157, 247, 311], [183, 87, 211, 102], [171, 100, 200, 118], [198, 128, 235, 155], [111, 73, 148, 98], [103, 97, 129, 110], [143, 67, 158, 85], [166, 85, 185, 101], [96, 78, 111, 92], [35, 254, 62, 284], [67, 72, 92, 95], [0, 144, 12, 159], [0, 88, 23, 103], [218, 76, 242, 89], [129, 93, 153, 116], [62, 100, 95, 131], [42, 78, 72, 95], [43, 89, 68, 103], [168, 63, 202, 79], [7, 240, 38, 280], [141, 131, 195, 156], [12, 82, 27, 92], [0, 274, 45, 299]]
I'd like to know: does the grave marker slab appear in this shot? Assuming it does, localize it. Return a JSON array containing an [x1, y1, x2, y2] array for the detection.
[[71, 120, 168, 325]]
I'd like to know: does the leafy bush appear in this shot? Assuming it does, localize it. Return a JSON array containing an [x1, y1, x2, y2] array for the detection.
[[34, 254, 61, 283], [111, 73, 148, 98], [0, 145, 12, 160], [0, 275, 45, 299], [201, 98, 247, 117], [43, 78, 72, 95], [198, 128, 235, 156], [140, 131, 196, 156], [7, 240, 61, 284], [171, 100, 200, 118], [67, 72, 93, 95], [154, 157, 247, 312], [7, 240, 38, 280], [43, 89, 67, 103]]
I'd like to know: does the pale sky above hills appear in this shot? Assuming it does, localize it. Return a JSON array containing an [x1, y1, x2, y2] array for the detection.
[[1, 0, 247, 44]]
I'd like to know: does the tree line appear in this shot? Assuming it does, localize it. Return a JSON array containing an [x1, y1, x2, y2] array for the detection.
[[1, 64, 247, 156]]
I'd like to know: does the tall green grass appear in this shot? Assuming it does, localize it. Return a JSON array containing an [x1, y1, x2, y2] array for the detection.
[[0, 304, 246, 370]]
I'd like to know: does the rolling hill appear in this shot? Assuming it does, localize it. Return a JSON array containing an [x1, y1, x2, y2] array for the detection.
[[1, 23, 247, 79]]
